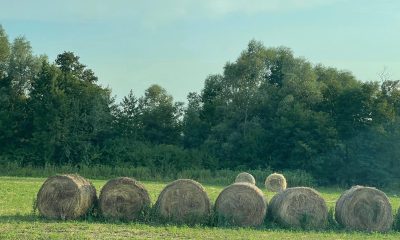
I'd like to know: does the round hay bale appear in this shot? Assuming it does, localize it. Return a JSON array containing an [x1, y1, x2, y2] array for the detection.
[[155, 179, 211, 224], [36, 174, 96, 220], [99, 177, 151, 221], [215, 183, 267, 227], [235, 172, 256, 185], [335, 186, 393, 232], [268, 187, 328, 229], [265, 173, 287, 192]]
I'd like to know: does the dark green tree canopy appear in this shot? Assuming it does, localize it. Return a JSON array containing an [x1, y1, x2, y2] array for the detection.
[[56, 51, 98, 83], [0, 25, 399, 187]]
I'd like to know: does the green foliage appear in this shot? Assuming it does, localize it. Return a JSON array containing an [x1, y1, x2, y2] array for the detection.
[[0, 25, 10, 77], [327, 207, 339, 230], [0, 25, 399, 187], [26, 54, 113, 166], [31, 197, 38, 215], [0, 163, 315, 188], [394, 208, 400, 231], [139, 84, 183, 145]]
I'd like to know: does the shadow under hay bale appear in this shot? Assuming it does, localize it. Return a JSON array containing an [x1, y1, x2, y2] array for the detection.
[[268, 187, 328, 230], [36, 174, 96, 220], [99, 177, 151, 221], [335, 186, 393, 232], [215, 183, 267, 227], [155, 179, 211, 224], [265, 173, 287, 192], [235, 172, 256, 185]]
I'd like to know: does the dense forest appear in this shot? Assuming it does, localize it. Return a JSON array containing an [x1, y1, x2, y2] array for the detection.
[[1, 25, 399, 187]]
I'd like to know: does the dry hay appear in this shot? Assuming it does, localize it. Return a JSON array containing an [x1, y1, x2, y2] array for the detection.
[[335, 186, 393, 232], [155, 179, 211, 224], [268, 187, 328, 229], [235, 172, 256, 185], [265, 173, 287, 192], [214, 183, 267, 227], [99, 177, 151, 221], [36, 174, 96, 220]]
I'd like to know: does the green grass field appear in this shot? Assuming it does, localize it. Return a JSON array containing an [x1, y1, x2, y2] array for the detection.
[[0, 176, 399, 239]]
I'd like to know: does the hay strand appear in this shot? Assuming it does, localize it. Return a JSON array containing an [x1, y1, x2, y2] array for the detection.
[[265, 173, 287, 192], [335, 186, 393, 232], [155, 179, 211, 224], [36, 174, 96, 220], [235, 172, 256, 185], [215, 183, 267, 227], [268, 187, 328, 229], [99, 177, 151, 221]]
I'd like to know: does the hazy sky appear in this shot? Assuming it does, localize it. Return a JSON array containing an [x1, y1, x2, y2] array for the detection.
[[1, 0, 399, 102]]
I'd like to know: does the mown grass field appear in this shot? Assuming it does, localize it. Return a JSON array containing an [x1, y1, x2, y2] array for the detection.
[[0, 176, 399, 239]]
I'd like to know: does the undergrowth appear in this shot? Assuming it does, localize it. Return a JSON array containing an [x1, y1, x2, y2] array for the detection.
[[0, 162, 315, 187]]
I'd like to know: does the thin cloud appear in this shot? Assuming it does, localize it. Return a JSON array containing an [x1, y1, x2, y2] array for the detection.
[[201, 0, 341, 16], [0, 0, 341, 26]]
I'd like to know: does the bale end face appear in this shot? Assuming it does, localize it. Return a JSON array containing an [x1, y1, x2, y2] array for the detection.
[[335, 186, 393, 232], [215, 183, 267, 227], [36, 174, 96, 220], [99, 177, 151, 221], [268, 187, 328, 229], [235, 172, 256, 185], [155, 179, 211, 224], [265, 173, 287, 192]]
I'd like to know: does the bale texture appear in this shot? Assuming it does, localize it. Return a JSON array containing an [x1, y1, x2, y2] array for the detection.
[[335, 186, 393, 232], [215, 183, 267, 227], [99, 177, 151, 220], [235, 172, 256, 185], [265, 173, 287, 192], [268, 187, 328, 229], [37, 174, 96, 220], [155, 179, 211, 223]]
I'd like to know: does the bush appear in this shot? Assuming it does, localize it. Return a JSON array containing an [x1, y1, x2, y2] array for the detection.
[[283, 170, 315, 187], [0, 162, 315, 187]]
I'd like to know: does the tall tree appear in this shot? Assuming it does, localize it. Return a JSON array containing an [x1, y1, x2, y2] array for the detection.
[[139, 84, 183, 145], [182, 92, 207, 148], [28, 52, 113, 166], [56, 51, 98, 83], [0, 26, 11, 157], [0, 32, 43, 159], [114, 90, 141, 139], [8, 37, 42, 96], [0, 25, 10, 78]]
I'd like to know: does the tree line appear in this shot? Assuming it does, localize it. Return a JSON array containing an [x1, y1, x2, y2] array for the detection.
[[1, 25, 399, 186]]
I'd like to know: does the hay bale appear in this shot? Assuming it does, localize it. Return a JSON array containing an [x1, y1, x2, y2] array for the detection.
[[265, 173, 287, 192], [215, 183, 267, 227], [335, 186, 393, 232], [268, 187, 328, 229], [99, 177, 151, 221], [155, 179, 211, 224], [36, 174, 96, 220], [235, 172, 256, 185]]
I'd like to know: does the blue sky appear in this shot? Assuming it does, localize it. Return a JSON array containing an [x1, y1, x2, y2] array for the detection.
[[1, 0, 399, 102]]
